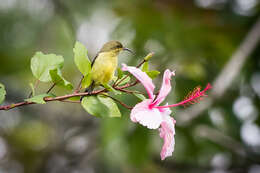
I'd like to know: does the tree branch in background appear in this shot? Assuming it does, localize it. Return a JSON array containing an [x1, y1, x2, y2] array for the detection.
[[178, 17, 260, 125], [195, 125, 246, 157]]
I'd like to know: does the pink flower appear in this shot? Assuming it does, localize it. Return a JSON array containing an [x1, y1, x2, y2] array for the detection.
[[122, 64, 211, 160]]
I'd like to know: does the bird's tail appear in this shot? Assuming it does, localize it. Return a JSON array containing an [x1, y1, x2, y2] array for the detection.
[[80, 81, 94, 101]]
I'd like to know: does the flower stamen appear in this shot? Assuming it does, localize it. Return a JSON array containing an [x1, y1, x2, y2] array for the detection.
[[155, 83, 212, 109]]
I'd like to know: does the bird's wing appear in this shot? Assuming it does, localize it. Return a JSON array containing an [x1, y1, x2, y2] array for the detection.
[[91, 53, 99, 67]]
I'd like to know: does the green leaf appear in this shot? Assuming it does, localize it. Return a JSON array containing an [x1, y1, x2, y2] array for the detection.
[[146, 70, 160, 79], [81, 95, 121, 118], [133, 93, 146, 101], [97, 95, 121, 118], [29, 83, 35, 97], [117, 68, 124, 79], [81, 96, 109, 117], [49, 69, 73, 90], [141, 62, 159, 79], [31, 52, 64, 82], [0, 83, 6, 104], [82, 73, 92, 89], [25, 94, 55, 104], [73, 41, 91, 76], [103, 84, 121, 95], [142, 62, 149, 72]]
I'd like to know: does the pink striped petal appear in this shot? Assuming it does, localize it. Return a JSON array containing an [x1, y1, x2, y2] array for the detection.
[[130, 99, 162, 129], [159, 115, 176, 160], [153, 69, 175, 106], [122, 64, 155, 99]]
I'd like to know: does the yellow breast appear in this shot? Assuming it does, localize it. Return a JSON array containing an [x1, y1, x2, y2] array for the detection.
[[91, 52, 118, 85]]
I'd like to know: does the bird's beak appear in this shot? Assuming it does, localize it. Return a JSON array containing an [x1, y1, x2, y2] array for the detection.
[[123, 47, 134, 54]]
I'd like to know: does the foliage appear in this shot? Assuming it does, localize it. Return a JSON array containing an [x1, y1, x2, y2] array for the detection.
[[0, 83, 6, 104], [0, 43, 164, 120], [25, 94, 55, 104], [73, 41, 91, 76], [31, 52, 64, 82], [49, 69, 73, 90]]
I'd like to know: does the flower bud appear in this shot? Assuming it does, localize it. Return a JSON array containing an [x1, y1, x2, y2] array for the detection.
[[144, 52, 154, 61]]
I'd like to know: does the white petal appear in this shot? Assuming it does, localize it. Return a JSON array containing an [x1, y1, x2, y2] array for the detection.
[[130, 99, 162, 129]]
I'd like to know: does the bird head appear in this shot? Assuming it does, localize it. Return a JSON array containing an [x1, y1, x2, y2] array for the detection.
[[99, 41, 133, 55]]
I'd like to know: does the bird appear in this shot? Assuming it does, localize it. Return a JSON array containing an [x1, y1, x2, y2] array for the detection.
[[82, 41, 133, 99]]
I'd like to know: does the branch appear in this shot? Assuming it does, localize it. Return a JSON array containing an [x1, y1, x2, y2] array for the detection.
[[101, 94, 133, 110], [115, 80, 139, 90], [0, 90, 105, 111], [177, 17, 260, 125], [115, 88, 143, 94], [0, 51, 152, 111], [195, 125, 246, 157], [0, 79, 140, 111]]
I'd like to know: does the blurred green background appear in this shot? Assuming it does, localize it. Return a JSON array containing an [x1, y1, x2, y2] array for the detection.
[[0, 0, 260, 172]]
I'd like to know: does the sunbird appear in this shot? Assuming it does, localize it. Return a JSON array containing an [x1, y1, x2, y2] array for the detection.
[[83, 41, 133, 96]]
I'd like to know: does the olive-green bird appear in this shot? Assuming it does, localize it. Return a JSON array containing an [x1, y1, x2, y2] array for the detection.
[[83, 41, 132, 96]]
